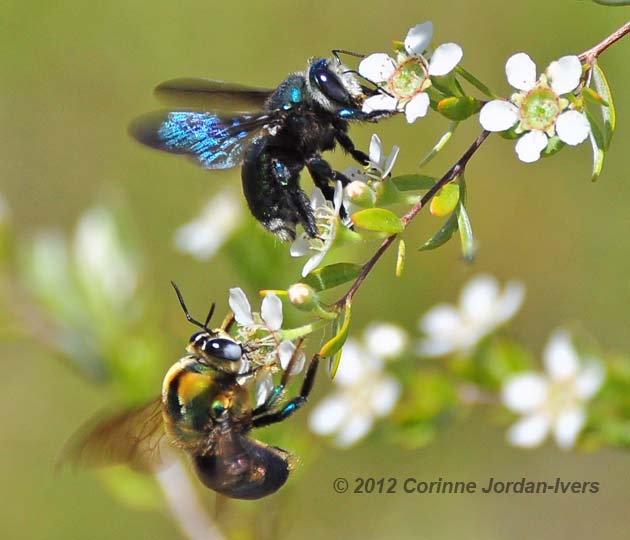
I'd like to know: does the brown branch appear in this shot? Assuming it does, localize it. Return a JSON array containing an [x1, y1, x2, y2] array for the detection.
[[579, 20, 630, 63]]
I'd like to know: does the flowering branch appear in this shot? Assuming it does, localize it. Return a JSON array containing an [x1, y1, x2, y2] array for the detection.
[[336, 130, 490, 308]]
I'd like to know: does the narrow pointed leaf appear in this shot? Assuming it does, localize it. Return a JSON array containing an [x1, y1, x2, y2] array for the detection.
[[419, 211, 458, 251], [419, 122, 458, 167], [456, 203, 476, 262], [302, 263, 362, 292], [455, 66, 497, 98], [591, 62, 615, 149], [320, 302, 352, 378], [351, 208, 403, 233], [396, 239, 406, 278], [585, 108, 606, 182]]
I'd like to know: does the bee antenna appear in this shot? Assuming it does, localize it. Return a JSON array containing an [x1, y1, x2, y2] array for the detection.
[[332, 49, 366, 62], [171, 281, 206, 330], [342, 69, 395, 99], [204, 303, 216, 329]]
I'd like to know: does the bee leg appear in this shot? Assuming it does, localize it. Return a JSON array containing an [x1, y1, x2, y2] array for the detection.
[[334, 129, 369, 166], [252, 354, 320, 428], [307, 157, 351, 220], [252, 339, 305, 415]]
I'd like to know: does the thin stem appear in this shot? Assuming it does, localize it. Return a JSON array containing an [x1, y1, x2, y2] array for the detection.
[[337, 131, 490, 308], [579, 20, 630, 63]]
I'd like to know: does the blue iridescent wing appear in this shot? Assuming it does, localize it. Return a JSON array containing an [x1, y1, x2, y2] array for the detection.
[[129, 111, 271, 170], [154, 78, 273, 113]]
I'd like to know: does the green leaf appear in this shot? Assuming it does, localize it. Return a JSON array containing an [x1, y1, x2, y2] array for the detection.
[[457, 202, 476, 262], [302, 263, 362, 292], [585, 108, 606, 182], [430, 71, 465, 98], [419, 122, 458, 167], [320, 302, 351, 377], [351, 208, 403, 233], [430, 183, 460, 217], [395, 239, 405, 278], [455, 66, 497, 98], [437, 96, 482, 121], [591, 62, 616, 150], [390, 174, 437, 192], [419, 211, 458, 251], [590, 0, 630, 5]]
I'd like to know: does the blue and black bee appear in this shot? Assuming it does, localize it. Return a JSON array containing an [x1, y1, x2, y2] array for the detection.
[[129, 56, 392, 241]]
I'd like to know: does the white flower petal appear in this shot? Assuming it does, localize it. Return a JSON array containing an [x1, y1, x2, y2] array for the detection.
[[415, 337, 456, 357], [419, 304, 460, 334], [547, 55, 582, 95], [370, 376, 401, 417], [310, 187, 326, 209], [358, 53, 396, 82], [173, 190, 242, 260], [576, 361, 605, 399], [495, 281, 526, 323], [364, 322, 408, 359], [335, 340, 369, 386], [405, 92, 430, 123], [362, 94, 398, 114], [228, 287, 254, 326], [369, 133, 383, 166], [553, 408, 586, 450], [278, 340, 306, 375], [555, 110, 590, 146], [382, 146, 400, 177], [289, 235, 311, 257], [255, 371, 274, 407], [506, 413, 551, 448], [301, 251, 325, 277], [404, 21, 434, 56], [261, 293, 283, 331], [479, 100, 519, 132], [335, 413, 374, 447], [515, 130, 547, 163], [460, 274, 500, 322], [309, 394, 349, 435], [333, 181, 344, 212], [506, 52, 537, 91], [502, 373, 549, 413], [428, 43, 463, 76], [543, 329, 579, 380]]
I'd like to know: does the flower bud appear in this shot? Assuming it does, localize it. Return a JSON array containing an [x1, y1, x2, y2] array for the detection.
[[345, 180, 376, 208], [287, 283, 319, 311]]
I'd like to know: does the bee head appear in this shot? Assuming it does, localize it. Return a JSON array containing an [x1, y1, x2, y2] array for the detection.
[[188, 331, 244, 365], [172, 281, 244, 372], [307, 57, 363, 112]]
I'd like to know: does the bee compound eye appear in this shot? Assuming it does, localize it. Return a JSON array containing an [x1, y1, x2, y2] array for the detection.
[[206, 338, 243, 361]]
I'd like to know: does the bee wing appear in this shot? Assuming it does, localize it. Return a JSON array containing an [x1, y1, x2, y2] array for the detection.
[[60, 398, 173, 472], [129, 110, 272, 170], [154, 78, 273, 113]]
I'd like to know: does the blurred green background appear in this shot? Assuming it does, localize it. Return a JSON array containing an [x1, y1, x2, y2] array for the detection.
[[2, 1, 630, 539]]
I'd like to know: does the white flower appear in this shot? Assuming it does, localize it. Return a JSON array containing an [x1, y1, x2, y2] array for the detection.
[[501, 329, 605, 450], [174, 189, 242, 260], [73, 206, 138, 308], [343, 134, 400, 210], [359, 21, 463, 123], [309, 323, 407, 447], [228, 287, 305, 399], [417, 274, 525, 357], [289, 182, 343, 277], [479, 53, 590, 163]]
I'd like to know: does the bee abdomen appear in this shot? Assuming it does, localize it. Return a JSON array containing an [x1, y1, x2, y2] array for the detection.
[[192, 437, 292, 500]]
